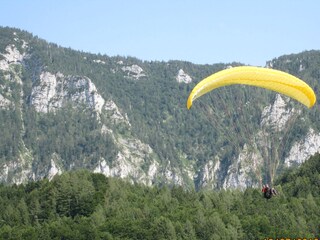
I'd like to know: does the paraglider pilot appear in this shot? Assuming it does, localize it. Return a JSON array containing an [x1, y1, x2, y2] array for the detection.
[[262, 184, 277, 199]]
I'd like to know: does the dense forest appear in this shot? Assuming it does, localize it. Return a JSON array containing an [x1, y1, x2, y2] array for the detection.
[[0, 153, 319, 239]]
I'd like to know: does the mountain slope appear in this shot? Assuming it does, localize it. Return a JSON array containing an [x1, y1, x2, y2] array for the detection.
[[0, 26, 319, 189]]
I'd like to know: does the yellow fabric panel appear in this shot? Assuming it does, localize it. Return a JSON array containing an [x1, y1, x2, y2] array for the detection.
[[187, 66, 316, 109]]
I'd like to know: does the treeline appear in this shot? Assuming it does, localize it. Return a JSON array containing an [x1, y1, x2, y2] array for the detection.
[[0, 154, 319, 239]]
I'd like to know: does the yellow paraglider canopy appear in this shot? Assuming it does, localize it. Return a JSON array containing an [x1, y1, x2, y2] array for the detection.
[[187, 66, 316, 109]]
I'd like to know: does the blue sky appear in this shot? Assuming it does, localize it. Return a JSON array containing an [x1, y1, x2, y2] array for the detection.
[[1, 0, 319, 66]]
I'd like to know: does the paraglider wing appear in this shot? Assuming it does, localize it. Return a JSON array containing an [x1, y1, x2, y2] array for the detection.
[[187, 66, 316, 109]]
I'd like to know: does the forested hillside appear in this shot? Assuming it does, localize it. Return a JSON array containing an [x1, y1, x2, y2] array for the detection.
[[0, 26, 320, 189], [0, 153, 319, 239]]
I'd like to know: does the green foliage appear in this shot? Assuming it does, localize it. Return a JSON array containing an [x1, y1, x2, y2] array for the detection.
[[22, 104, 118, 169], [0, 109, 22, 162], [0, 160, 318, 239], [275, 153, 320, 197]]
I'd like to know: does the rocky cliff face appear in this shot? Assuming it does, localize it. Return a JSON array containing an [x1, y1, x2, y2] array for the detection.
[[0, 42, 32, 184], [0, 44, 26, 71], [0, 39, 180, 186], [0, 30, 319, 189], [260, 94, 300, 131], [30, 72, 107, 114], [176, 69, 192, 83], [196, 94, 320, 189], [284, 128, 320, 167], [120, 63, 146, 80]]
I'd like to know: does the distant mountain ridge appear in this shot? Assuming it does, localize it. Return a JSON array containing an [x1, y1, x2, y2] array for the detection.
[[0, 26, 319, 189]]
